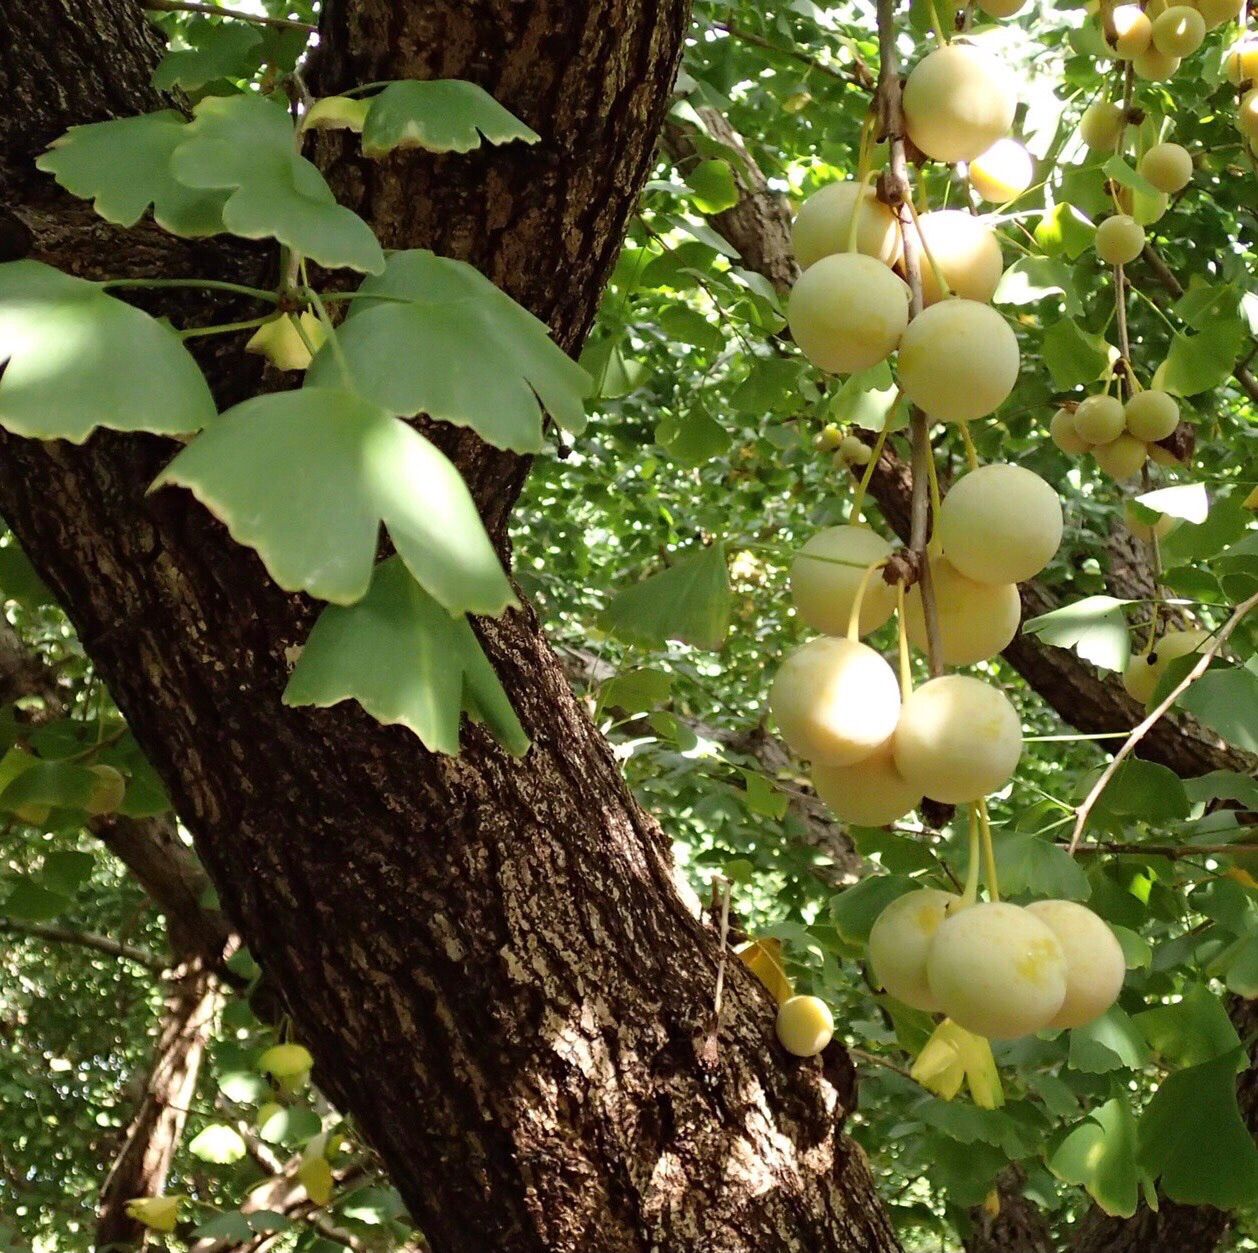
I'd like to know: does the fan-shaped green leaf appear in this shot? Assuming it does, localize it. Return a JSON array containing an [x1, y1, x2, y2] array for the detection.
[[360, 80, 540, 157], [0, 261, 215, 442], [307, 250, 589, 450], [1049, 1097, 1143, 1218], [188, 1123, 247, 1165], [284, 557, 530, 756], [151, 388, 514, 616], [171, 95, 384, 273], [152, 18, 263, 91], [598, 542, 731, 651]]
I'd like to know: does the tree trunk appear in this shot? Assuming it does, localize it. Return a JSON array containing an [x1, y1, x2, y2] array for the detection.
[[0, 4, 902, 1251]]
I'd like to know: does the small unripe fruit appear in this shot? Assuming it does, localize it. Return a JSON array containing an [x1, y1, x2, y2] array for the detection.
[[1092, 433, 1149, 480], [789, 525, 896, 637], [1050, 406, 1090, 454], [1194, 0, 1238, 28], [906, 558, 1021, 666], [776, 994, 834, 1056], [1124, 389, 1180, 441], [903, 45, 1017, 164], [1025, 900, 1126, 1028], [124, 1197, 181, 1234], [1139, 142, 1193, 194], [259, 1042, 314, 1078], [977, 0, 1028, 15], [246, 312, 326, 371], [1240, 90, 1258, 145], [792, 181, 903, 270], [788, 253, 910, 374], [1152, 5, 1205, 56], [770, 637, 901, 767], [816, 422, 843, 451], [1133, 44, 1181, 79], [1122, 653, 1161, 703], [1080, 101, 1125, 152], [1095, 214, 1146, 266], [938, 464, 1064, 585], [85, 764, 126, 816], [840, 435, 873, 465], [1073, 394, 1126, 445], [813, 737, 922, 827], [968, 139, 1034, 204], [896, 299, 1020, 423], [915, 210, 1005, 305], [1123, 500, 1177, 542], [893, 675, 1023, 803], [868, 888, 960, 1011], [927, 902, 1067, 1039], [1224, 39, 1258, 86], [1110, 4, 1153, 57]]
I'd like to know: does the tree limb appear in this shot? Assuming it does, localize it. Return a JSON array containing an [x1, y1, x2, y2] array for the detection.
[[0, 916, 165, 972]]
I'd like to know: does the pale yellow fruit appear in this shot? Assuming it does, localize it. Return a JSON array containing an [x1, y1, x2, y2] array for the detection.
[[1025, 900, 1126, 1029], [1110, 4, 1153, 57], [903, 45, 1017, 164], [892, 675, 1023, 803], [927, 902, 1067, 1039], [1146, 0, 1170, 17], [1147, 441, 1185, 467], [1072, 394, 1125, 444], [1240, 90, 1258, 145], [788, 253, 910, 374], [1080, 101, 1125, 151], [789, 525, 896, 637], [776, 994, 834, 1057], [1123, 185, 1171, 225], [1139, 142, 1193, 194], [906, 558, 1021, 665], [969, 139, 1034, 204], [1122, 653, 1162, 703], [896, 300, 1020, 423], [813, 737, 922, 827], [1224, 40, 1258, 86], [938, 463, 1064, 585], [1152, 5, 1205, 55], [977, 0, 1028, 15], [1194, 0, 1238, 27], [868, 889, 960, 1012], [792, 181, 903, 270], [1092, 433, 1149, 480], [915, 210, 1005, 305], [1124, 389, 1180, 441], [769, 637, 902, 766], [1123, 500, 1178, 542], [1095, 214, 1146, 266], [259, 1043, 314, 1078], [85, 764, 126, 816], [1050, 406, 1090, 454], [1133, 44, 1181, 79], [838, 434, 873, 466], [1127, 627, 1211, 701]]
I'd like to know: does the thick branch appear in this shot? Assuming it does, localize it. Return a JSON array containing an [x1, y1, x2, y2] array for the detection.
[[0, 916, 164, 971]]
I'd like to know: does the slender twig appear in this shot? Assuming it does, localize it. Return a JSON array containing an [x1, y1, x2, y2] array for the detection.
[[1069, 590, 1258, 853], [849, 1046, 917, 1082], [143, 0, 317, 32], [0, 917, 165, 972], [710, 20, 875, 90], [1061, 842, 1256, 858]]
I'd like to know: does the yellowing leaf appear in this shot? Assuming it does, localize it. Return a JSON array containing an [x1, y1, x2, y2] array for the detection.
[[124, 1196, 181, 1233], [298, 1156, 335, 1206], [736, 938, 793, 1005], [911, 1020, 1005, 1108], [246, 313, 326, 371], [303, 96, 371, 133], [361, 80, 540, 157]]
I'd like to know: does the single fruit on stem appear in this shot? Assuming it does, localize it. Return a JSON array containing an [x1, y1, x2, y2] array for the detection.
[[903, 45, 1017, 164], [1080, 101, 1125, 151], [1224, 38, 1258, 86], [1025, 900, 1126, 1028], [1095, 214, 1146, 266], [789, 525, 896, 637], [813, 736, 922, 827], [1133, 44, 1181, 79], [1073, 393, 1126, 444], [769, 637, 902, 766], [1123, 627, 1210, 703], [1124, 389, 1180, 441], [1123, 500, 1177, 542], [792, 181, 903, 270], [868, 889, 960, 1012], [840, 434, 873, 465], [259, 1042, 314, 1078], [907, 558, 1021, 665], [927, 902, 1067, 1039], [775, 994, 835, 1057], [1138, 142, 1193, 193], [1050, 406, 1090, 453], [1110, 4, 1153, 56], [914, 210, 1006, 305], [968, 138, 1034, 204], [977, 0, 1028, 16], [1151, 5, 1205, 56], [1092, 432, 1149, 480]]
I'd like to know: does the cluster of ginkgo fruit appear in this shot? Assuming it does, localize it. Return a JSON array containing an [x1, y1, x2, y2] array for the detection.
[[1050, 386, 1185, 480]]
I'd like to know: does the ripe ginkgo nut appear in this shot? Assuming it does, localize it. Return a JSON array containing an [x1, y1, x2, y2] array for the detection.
[[969, 139, 1034, 205], [770, 637, 902, 766], [903, 45, 1017, 164], [1124, 389, 1179, 441], [1025, 900, 1126, 1028], [893, 675, 1023, 803], [1110, 5, 1153, 56], [927, 902, 1067, 1039], [906, 558, 1021, 665], [1095, 214, 1146, 266], [789, 525, 896, 637], [1050, 407, 1090, 454], [1224, 39, 1258, 86], [840, 434, 873, 465], [813, 737, 922, 827], [1125, 628, 1211, 704], [1133, 44, 1181, 79], [1092, 432, 1149, 480], [896, 300, 1020, 423], [1152, 5, 1205, 55], [788, 253, 910, 374], [915, 210, 1005, 305], [1193, 0, 1238, 27], [868, 889, 960, 1012], [792, 181, 903, 270], [937, 464, 1063, 585], [1072, 394, 1125, 445], [776, 995, 835, 1056], [1080, 101, 1125, 152], [1139, 143, 1193, 194]]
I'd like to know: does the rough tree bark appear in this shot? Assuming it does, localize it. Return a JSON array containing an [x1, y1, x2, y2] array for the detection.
[[0, 3, 902, 1251]]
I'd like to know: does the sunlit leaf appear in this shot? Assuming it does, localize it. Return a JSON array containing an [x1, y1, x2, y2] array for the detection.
[[1049, 1097, 1143, 1218], [189, 1123, 247, 1165], [598, 543, 731, 651], [1023, 596, 1132, 672], [361, 80, 540, 157]]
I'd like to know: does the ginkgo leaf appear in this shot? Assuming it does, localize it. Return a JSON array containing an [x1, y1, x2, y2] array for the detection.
[[0, 261, 216, 442], [304, 96, 371, 133], [1049, 1097, 1144, 1218], [283, 557, 530, 756], [151, 388, 514, 616], [1023, 596, 1133, 673], [598, 542, 731, 651], [152, 18, 263, 91], [170, 94, 384, 274], [360, 80, 540, 158], [188, 1123, 247, 1165], [36, 111, 227, 237], [306, 249, 590, 450], [736, 938, 793, 1005]]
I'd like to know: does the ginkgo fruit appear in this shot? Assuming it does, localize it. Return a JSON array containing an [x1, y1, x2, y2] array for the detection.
[[1152, 5, 1205, 56], [792, 181, 903, 270], [896, 299, 1019, 423], [259, 1042, 314, 1078], [1124, 389, 1180, 441], [813, 736, 922, 827], [1080, 101, 1125, 151], [1072, 394, 1125, 445], [915, 210, 1005, 305], [868, 888, 960, 1011], [1194, 0, 1238, 25], [903, 45, 1017, 164], [1050, 406, 1090, 454], [1110, 4, 1153, 56], [927, 902, 1067, 1039], [1123, 500, 1178, 542], [1122, 627, 1209, 702], [937, 464, 1063, 585], [789, 525, 896, 637], [770, 637, 901, 766], [977, 0, 1028, 16], [788, 253, 910, 374], [968, 139, 1034, 205], [892, 675, 1023, 803], [839, 434, 873, 466], [1133, 44, 1181, 79], [1224, 39, 1258, 85], [1139, 142, 1193, 194], [1240, 90, 1258, 145], [1092, 432, 1148, 479], [1025, 900, 1126, 1028], [1095, 214, 1146, 266], [776, 994, 835, 1056], [906, 558, 1021, 664], [85, 764, 126, 815]]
